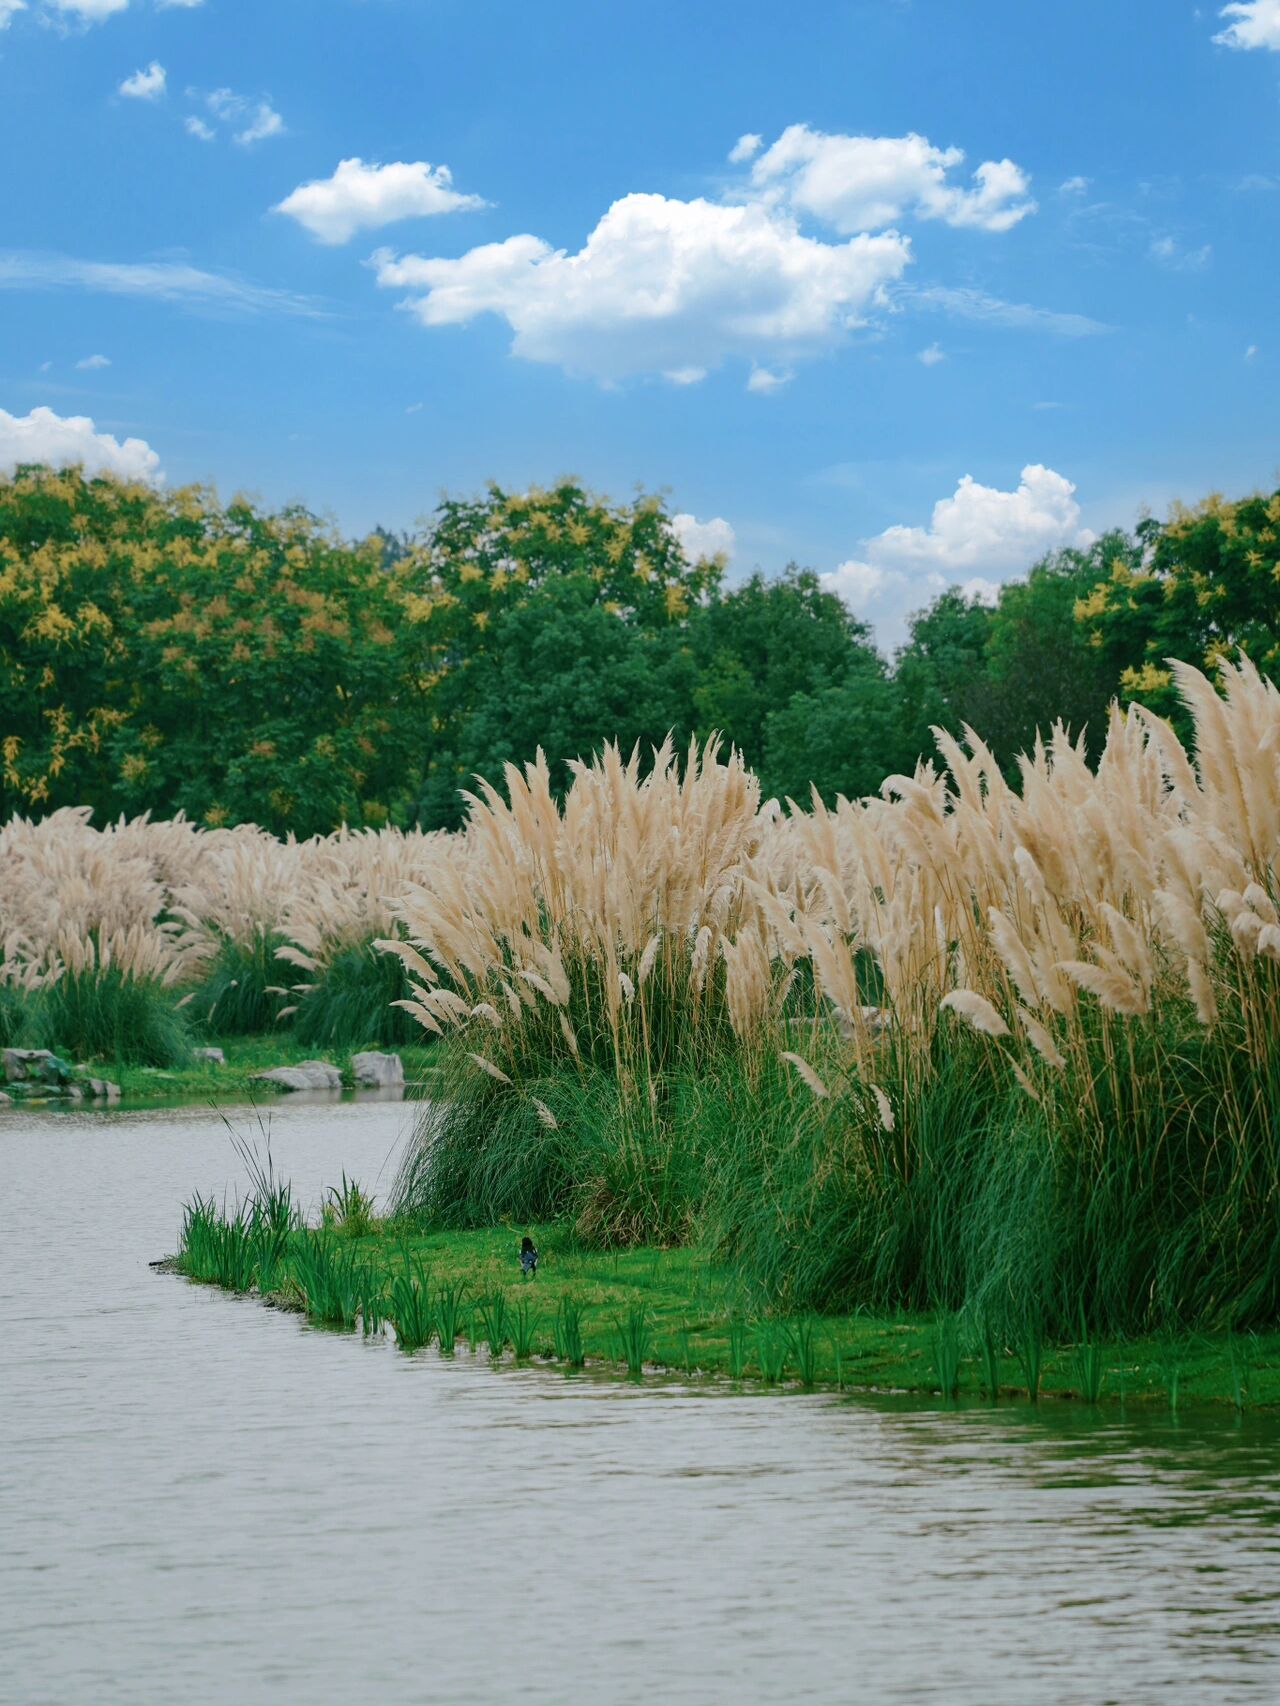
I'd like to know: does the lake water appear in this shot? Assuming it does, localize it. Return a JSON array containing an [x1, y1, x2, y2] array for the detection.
[[3, 1096, 1280, 1705]]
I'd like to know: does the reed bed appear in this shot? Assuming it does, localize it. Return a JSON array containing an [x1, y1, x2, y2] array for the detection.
[[386, 658, 1280, 1338], [13, 659, 1280, 1339]]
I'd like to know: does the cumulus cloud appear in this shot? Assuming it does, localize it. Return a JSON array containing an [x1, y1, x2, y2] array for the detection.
[[119, 60, 165, 100], [822, 464, 1093, 644], [917, 342, 946, 366], [1058, 175, 1091, 196], [670, 512, 736, 563], [749, 124, 1036, 233], [0, 1, 27, 27], [370, 122, 1049, 383], [0, 406, 161, 482], [184, 115, 214, 141], [75, 352, 111, 369], [1215, 2, 1280, 50], [274, 158, 486, 245], [373, 193, 910, 383]]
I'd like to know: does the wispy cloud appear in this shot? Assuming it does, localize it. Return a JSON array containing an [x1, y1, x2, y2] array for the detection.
[[905, 285, 1109, 338], [0, 251, 324, 318]]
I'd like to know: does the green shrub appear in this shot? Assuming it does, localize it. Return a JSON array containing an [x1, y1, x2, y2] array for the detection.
[[187, 933, 287, 1036], [35, 965, 189, 1066], [294, 939, 419, 1050]]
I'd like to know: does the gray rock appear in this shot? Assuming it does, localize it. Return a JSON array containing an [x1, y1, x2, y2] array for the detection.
[[251, 1059, 343, 1093], [192, 1047, 226, 1066], [0, 1090, 11, 1105], [84, 1078, 122, 1103], [351, 1051, 404, 1088], [3, 1048, 56, 1083]]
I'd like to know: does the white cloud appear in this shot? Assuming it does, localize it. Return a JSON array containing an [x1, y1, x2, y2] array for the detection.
[[1215, 2, 1280, 50], [917, 341, 945, 366], [274, 158, 486, 245], [1058, 175, 1091, 195], [746, 364, 792, 393], [184, 115, 214, 141], [75, 352, 111, 369], [664, 365, 706, 385], [0, 249, 321, 317], [671, 512, 736, 563], [119, 60, 165, 100], [1149, 234, 1212, 271], [14, 0, 200, 20], [46, 0, 129, 19], [0, 406, 160, 482], [1245, 343, 1259, 360], [749, 124, 1036, 233], [728, 132, 762, 164], [234, 103, 284, 147], [822, 464, 1093, 644], [374, 193, 910, 382], [203, 88, 284, 147], [907, 284, 1108, 338]]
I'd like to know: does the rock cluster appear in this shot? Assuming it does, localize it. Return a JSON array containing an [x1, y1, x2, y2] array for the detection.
[[1, 1049, 120, 1105]]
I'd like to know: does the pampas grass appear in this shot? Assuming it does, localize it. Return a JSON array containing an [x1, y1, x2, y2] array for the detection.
[[10, 656, 1280, 1339]]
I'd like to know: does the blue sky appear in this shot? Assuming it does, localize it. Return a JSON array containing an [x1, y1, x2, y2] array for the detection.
[[2, 0, 1277, 644]]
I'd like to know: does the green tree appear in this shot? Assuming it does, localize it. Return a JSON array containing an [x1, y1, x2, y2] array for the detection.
[[0, 467, 422, 834], [406, 481, 719, 826], [689, 566, 878, 767], [1075, 491, 1280, 728]]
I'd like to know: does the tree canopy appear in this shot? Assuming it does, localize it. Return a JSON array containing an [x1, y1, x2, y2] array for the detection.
[[3, 463, 1278, 832]]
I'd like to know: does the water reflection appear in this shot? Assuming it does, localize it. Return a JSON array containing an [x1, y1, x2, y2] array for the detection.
[[3, 1100, 1279, 1705]]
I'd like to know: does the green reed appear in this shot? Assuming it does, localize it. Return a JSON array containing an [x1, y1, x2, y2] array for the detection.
[[435, 1280, 466, 1354], [478, 1291, 509, 1358], [789, 1318, 818, 1388], [1075, 1307, 1105, 1404], [509, 1297, 540, 1360], [613, 1303, 650, 1376], [754, 1319, 789, 1384], [930, 1312, 962, 1401], [727, 1317, 747, 1380], [388, 1253, 434, 1353], [1016, 1310, 1044, 1403], [554, 1295, 586, 1366]]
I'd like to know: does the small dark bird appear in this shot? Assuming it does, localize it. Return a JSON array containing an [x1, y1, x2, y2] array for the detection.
[[519, 1235, 538, 1278]]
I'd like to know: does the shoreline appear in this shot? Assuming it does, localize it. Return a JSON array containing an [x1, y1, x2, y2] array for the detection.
[[167, 1220, 1280, 1415]]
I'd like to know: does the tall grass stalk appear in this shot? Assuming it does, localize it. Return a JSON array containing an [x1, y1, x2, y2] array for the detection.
[[613, 1304, 650, 1377], [553, 1295, 586, 1366]]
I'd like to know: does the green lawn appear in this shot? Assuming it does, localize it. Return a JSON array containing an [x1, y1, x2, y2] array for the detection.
[[182, 1213, 1280, 1412], [105, 1034, 440, 1104]]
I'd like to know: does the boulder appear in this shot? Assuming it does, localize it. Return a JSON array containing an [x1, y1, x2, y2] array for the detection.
[[351, 1051, 404, 1088], [193, 1047, 226, 1066], [85, 1078, 122, 1103], [3, 1048, 65, 1084], [251, 1059, 343, 1093], [0, 1091, 11, 1106]]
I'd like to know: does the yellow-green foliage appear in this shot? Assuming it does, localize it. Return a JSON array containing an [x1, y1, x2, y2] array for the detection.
[[0, 467, 421, 833]]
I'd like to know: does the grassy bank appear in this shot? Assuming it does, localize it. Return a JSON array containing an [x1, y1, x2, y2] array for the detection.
[[102, 1036, 438, 1106], [172, 1193, 1280, 1412]]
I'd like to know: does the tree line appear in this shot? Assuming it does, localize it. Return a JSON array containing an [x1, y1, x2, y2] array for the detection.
[[2, 464, 1277, 835]]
